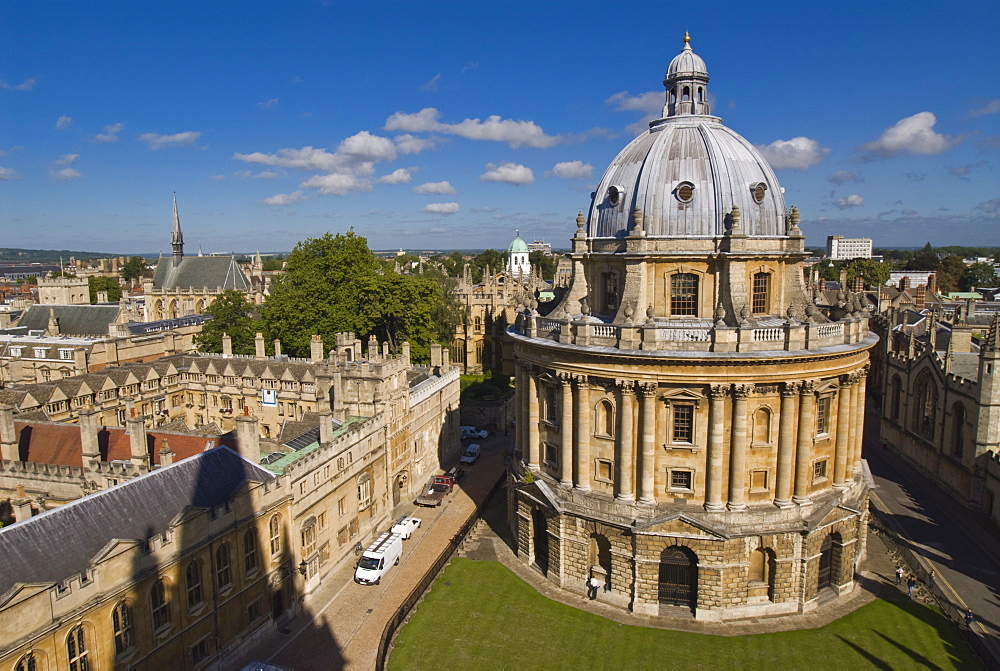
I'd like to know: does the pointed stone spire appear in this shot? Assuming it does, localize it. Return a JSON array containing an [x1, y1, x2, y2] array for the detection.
[[171, 192, 184, 267]]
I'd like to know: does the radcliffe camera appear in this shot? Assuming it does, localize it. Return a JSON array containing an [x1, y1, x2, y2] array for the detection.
[[1, 3, 998, 670]]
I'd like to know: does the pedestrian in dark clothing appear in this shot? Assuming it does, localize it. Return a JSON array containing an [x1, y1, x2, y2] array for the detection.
[[895, 566, 904, 584], [965, 608, 975, 627], [928, 570, 936, 589], [907, 576, 916, 599]]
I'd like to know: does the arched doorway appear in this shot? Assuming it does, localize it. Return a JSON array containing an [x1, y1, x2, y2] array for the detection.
[[531, 509, 549, 575], [817, 533, 842, 592], [658, 546, 698, 612]]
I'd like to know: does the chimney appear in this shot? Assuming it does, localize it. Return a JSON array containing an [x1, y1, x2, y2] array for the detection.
[[442, 347, 450, 372], [158, 438, 174, 467], [97, 290, 109, 303], [273, 339, 282, 358], [310, 335, 324, 362], [899, 276, 910, 292], [951, 327, 973, 353], [849, 276, 864, 292], [927, 273, 937, 294], [915, 286, 926, 309], [0, 405, 18, 461], [126, 415, 148, 468], [222, 333, 233, 358], [234, 413, 260, 461], [368, 335, 378, 361], [12, 484, 33, 522], [317, 409, 334, 444], [430, 343, 442, 369], [401, 341, 410, 365], [255, 332, 265, 359], [79, 406, 101, 461]]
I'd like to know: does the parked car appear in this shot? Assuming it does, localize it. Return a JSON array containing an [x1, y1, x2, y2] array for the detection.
[[460, 443, 481, 464], [415, 467, 463, 507], [460, 426, 488, 439], [390, 515, 422, 539]]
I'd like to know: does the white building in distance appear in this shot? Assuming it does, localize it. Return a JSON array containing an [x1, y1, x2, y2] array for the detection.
[[827, 236, 873, 260]]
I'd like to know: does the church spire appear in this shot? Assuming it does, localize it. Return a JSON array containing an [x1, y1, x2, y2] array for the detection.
[[171, 192, 184, 267]]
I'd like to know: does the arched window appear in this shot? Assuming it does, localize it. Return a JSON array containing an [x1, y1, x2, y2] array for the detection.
[[301, 517, 317, 558], [112, 601, 133, 654], [14, 653, 37, 671], [185, 560, 203, 610], [912, 374, 938, 439], [751, 272, 770, 314], [244, 528, 260, 574], [67, 626, 88, 671], [597, 400, 615, 437], [682, 86, 690, 102], [269, 515, 281, 556], [952, 403, 966, 457], [752, 407, 771, 445], [890, 375, 901, 420], [670, 273, 698, 316], [150, 579, 170, 630], [215, 545, 232, 590]]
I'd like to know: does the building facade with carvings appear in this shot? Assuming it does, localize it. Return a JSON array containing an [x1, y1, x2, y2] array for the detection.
[[508, 36, 876, 620]]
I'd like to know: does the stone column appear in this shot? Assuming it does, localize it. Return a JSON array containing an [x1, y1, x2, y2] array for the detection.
[[527, 369, 540, 471], [793, 382, 817, 506], [774, 382, 800, 508], [638, 384, 657, 505], [832, 377, 853, 489], [615, 381, 635, 502], [516, 364, 526, 462], [727, 385, 751, 511], [850, 371, 867, 476], [704, 385, 728, 512], [573, 376, 591, 491], [559, 375, 574, 488]]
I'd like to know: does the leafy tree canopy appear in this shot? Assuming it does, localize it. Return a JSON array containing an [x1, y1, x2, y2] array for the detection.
[[904, 243, 940, 271], [120, 256, 148, 283], [262, 255, 285, 271], [843, 258, 891, 289], [959, 262, 999, 292], [472, 249, 504, 283], [529, 251, 556, 281], [195, 290, 258, 355], [88, 276, 122, 303], [933, 255, 968, 293]]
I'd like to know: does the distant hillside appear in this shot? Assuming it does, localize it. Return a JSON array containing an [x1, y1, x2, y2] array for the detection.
[[0, 248, 121, 264]]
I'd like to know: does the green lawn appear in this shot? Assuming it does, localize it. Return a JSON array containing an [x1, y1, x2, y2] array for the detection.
[[388, 558, 978, 671]]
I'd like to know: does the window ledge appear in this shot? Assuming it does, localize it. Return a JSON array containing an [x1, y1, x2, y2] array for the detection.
[[188, 602, 207, 617], [750, 442, 772, 449], [245, 568, 261, 580], [664, 443, 699, 453], [218, 585, 234, 599], [153, 623, 173, 640]]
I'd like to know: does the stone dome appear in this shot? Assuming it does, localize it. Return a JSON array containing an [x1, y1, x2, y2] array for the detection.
[[586, 36, 787, 240]]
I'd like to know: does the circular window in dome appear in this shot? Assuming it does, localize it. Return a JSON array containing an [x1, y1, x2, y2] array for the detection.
[[751, 182, 768, 204], [675, 181, 695, 203], [607, 185, 624, 206]]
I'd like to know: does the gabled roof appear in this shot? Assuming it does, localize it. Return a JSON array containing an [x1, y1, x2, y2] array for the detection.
[[0, 447, 274, 600], [151, 256, 251, 291], [17, 304, 121, 337]]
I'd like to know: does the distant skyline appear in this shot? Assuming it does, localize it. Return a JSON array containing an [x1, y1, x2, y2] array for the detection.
[[2, 1, 998, 254]]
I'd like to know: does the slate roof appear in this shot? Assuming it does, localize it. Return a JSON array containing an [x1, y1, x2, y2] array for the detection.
[[151, 256, 251, 291], [17, 304, 121, 337], [0, 447, 275, 600]]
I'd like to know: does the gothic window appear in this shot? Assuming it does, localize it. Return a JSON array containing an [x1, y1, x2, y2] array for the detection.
[[14, 653, 37, 671], [890, 375, 901, 420], [672, 404, 694, 443], [150, 579, 170, 630], [67, 626, 88, 671], [597, 400, 615, 437], [185, 561, 203, 610], [912, 374, 938, 439], [951, 403, 966, 457], [752, 272, 770, 314], [602, 271, 619, 312], [269, 515, 281, 556], [670, 273, 698, 316], [244, 529, 260, 575], [112, 601, 133, 654], [215, 545, 232, 591]]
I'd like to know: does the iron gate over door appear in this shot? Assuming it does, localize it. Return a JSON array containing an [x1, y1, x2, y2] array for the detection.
[[818, 535, 833, 591], [658, 547, 697, 610]]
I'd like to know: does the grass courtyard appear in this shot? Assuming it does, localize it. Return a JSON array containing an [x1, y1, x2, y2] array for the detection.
[[388, 558, 978, 670]]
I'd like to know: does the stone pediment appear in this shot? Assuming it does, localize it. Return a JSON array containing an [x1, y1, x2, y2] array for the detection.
[[636, 513, 728, 540], [803, 499, 863, 533]]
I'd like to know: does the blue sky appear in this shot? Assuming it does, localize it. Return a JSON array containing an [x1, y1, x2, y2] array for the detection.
[[1, 0, 998, 255]]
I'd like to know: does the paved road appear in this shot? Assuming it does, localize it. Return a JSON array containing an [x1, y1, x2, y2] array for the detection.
[[864, 408, 1000, 663], [230, 434, 509, 670]]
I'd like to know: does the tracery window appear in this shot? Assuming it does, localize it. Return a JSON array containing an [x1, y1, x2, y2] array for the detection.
[[751, 272, 770, 314], [15, 653, 37, 671], [269, 515, 281, 556], [244, 529, 260, 574], [216, 545, 232, 590], [186, 561, 203, 610], [67, 626, 88, 671], [670, 273, 698, 316], [912, 374, 938, 439], [112, 601, 133, 654], [150, 579, 170, 630]]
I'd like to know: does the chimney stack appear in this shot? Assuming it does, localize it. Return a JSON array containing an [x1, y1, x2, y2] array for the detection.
[[222, 333, 233, 358], [126, 415, 148, 468], [317, 409, 334, 444], [12, 484, 33, 522], [927, 273, 937, 294], [255, 332, 265, 359], [234, 413, 260, 461], [158, 438, 174, 467], [915, 286, 926, 309], [79, 406, 101, 462], [310, 335, 324, 362], [0, 404, 17, 461], [273, 339, 282, 357]]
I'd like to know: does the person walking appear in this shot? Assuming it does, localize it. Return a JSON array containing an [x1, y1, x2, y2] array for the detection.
[[895, 566, 904, 584], [587, 576, 600, 600], [965, 608, 975, 627], [907, 575, 917, 599], [928, 570, 936, 589]]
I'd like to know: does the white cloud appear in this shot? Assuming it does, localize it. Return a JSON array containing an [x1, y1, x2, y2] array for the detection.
[[975, 197, 1000, 215], [0, 78, 36, 91], [859, 112, 956, 158], [756, 136, 831, 170], [480, 162, 534, 185], [394, 134, 436, 155], [833, 194, 864, 210], [827, 170, 861, 185], [461, 61, 478, 73], [378, 168, 413, 184], [235, 146, 339, 171], [420, 74, 442, 92], [0, 167, 22, 180], [384, 107, 561, 148], [969, 99, 1000, 118], [258, 98, 279, 109], [139, 131, 201, 150], [605, 90, 662, 113], [338, 130, 397, 162], [299, 173, 371, 196], [414, 180, 456, 194], [54, 153, 79, 166], [55, 116, 72, 130], [263, 190, 305, 206], [421, 202, 460, 214], [546, 160, 593, 179], [94, 122, 124, 143], [234, 170, 281, 179], [51, 168, 81, 181], [236, 131, 396, 176], [209, 174, 226, 181]]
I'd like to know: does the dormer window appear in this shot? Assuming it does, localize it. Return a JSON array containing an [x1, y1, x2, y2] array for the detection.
[[751, 182, 768, 204], [675, 181, 695, 203], [607, 185, 625, 207]]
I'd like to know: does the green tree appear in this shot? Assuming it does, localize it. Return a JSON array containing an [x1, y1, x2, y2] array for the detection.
[[120, 256, 148, 283], [959, 262, 999, 291], [843, 258, 891, 289], [88, 276, 123, 303], [472, 249, 504, 283], [905, 243, 939, 271], [814, 259, 838, 281], [262, 255, 285, 271], [195, 290, 258, 355], [933, 256, 968, 293], [529, 251, 556, 280]]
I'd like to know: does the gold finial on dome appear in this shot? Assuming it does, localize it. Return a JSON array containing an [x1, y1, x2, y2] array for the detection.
[[683, 31, 690, 44]]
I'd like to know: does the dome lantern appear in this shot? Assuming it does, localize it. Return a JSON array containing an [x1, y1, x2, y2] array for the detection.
[[663, 32, 711, 117]]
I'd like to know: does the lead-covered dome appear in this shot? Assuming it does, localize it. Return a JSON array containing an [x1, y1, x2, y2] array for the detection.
[[587, 35, 787, 240]]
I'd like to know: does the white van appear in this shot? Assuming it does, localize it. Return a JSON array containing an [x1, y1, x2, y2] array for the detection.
[[354, 532, 403, 585], [460, 443, 481, 464], [460, 426, 487, 439]]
